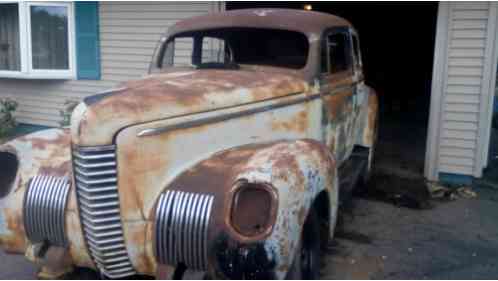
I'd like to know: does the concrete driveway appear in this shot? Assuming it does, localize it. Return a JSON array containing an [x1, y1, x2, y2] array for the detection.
[[0, 251, 37, 280]]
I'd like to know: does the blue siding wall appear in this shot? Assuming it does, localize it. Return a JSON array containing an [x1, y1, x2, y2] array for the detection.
[[75, 2, 101, 80]]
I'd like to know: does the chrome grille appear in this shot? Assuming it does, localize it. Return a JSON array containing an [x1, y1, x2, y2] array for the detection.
[[154, 190, 214, 270], [72, 145, 135, 279], [23, 175, 71, 247]]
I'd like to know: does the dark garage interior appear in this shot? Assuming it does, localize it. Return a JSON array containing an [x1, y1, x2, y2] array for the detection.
[[227, 2, 439, 178]]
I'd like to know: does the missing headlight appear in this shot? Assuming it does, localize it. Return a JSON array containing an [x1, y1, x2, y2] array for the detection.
[[229, 181, 278, 240], [0, 152, 18, 198]]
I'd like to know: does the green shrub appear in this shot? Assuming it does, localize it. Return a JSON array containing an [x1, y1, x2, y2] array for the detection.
[[0, 99, 18, 137]]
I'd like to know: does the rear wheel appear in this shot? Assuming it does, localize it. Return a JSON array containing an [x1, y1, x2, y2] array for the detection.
[[286, 207, 321, 280]]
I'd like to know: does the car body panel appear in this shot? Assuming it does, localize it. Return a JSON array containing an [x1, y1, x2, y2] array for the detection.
[[0, 8, 377, 279], [0, 129, 94, 269], [71, 70, 309, 146]]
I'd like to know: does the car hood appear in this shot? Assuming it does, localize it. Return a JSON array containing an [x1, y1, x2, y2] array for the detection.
[[71, 69, 310, 146]]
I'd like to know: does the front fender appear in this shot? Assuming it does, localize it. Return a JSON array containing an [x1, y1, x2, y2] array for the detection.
[[0, 128, 93, 269], [155, 139, 338, 279]]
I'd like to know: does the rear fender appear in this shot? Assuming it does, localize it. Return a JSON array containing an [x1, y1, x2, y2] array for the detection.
[[356, 85, 379, 148]]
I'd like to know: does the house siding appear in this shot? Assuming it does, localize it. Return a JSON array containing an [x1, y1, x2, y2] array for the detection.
[[0, 1, 222, 127], [426, 2, 498, 180]]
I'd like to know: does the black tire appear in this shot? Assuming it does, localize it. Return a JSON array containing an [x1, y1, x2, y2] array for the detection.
[[286, 207, 321, 280]]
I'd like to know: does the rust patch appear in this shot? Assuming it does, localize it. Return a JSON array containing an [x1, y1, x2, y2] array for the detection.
[[0, 129, 77, 260], [324, 90, 352, 120], [364, 89, 379, 146], [1, 207, 26, 253], [271, 110, 309, 133], [38, 161, 71, 178], [169, 9, 351, 44], [74, 70, 310, 146]]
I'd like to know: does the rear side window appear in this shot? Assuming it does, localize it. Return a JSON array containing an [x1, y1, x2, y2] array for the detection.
[[326, 32, 351, 74]]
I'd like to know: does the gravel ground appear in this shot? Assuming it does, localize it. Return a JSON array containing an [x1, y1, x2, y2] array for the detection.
[[320, 182, 498, 280]]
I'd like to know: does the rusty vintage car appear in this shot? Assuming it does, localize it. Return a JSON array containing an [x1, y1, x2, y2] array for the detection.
[[0, 8, 378, 280]]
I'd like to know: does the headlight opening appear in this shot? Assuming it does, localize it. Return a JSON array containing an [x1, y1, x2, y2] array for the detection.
[[229, 181, 278, 239], [0, 151, 19, 199]]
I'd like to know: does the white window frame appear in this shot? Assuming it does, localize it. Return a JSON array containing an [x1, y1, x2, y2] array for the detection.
[[0, 1, 76, 79]]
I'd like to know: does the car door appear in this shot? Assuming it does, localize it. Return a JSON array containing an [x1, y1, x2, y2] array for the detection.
[[320, 28, 356, 164], [350, 29, 367, 143]]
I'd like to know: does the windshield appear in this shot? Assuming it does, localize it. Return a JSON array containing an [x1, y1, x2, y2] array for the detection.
[[151, 28, 309, 72]]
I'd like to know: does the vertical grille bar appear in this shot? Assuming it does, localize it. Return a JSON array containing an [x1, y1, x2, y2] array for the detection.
[[72, 145, 136, 279], [154, 190, 214, 271], [23, 175, 71, 247]]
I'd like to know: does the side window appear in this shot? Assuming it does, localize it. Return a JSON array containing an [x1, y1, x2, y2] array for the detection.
[[327, 32, 351, 74], [202, 37, 226, 64], [161, 37, 194, 67], [352, 34, 361, 70]]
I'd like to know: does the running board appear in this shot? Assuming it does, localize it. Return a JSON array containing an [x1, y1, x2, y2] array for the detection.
[[338, 147, 369, 204]]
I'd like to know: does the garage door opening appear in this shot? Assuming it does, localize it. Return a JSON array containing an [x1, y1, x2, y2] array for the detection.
[[227, 2, 439, 178]]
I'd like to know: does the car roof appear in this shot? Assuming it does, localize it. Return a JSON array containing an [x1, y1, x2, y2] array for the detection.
[[167, 8, 352, 38]]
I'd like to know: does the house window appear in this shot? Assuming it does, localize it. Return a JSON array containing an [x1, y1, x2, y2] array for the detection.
[[0, 2, 75, 79], [0, 4, 21, 71]]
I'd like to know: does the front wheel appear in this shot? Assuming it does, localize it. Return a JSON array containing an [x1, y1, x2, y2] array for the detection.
[[286, 208, 321, 280]]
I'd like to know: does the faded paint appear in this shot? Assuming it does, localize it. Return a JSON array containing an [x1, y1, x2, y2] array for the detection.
[[169, 8, 351, 38]]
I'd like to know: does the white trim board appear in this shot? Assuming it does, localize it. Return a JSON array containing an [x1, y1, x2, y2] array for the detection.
[[425, 2, 450, 181], [425, 2, 498, 181], [0, 1, 76, 79]]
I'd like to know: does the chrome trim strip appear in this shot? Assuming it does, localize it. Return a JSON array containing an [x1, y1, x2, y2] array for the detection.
[[138, 85, 352, 138], [23, 175, 71, 247], [154, 190, 214, 271]]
